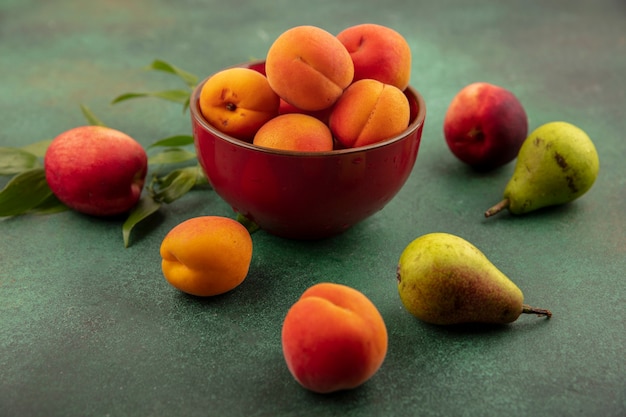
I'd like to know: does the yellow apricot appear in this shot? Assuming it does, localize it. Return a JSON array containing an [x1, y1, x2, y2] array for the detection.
[[199, 67, 280, 142], [160, 216, 253, 296]]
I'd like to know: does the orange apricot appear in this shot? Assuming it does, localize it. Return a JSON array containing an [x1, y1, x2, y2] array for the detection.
[[265, 25, 354, 111], [329, 79, 411, 148], [337, 23, 412, 91], [160, 216, 253, 297], [199, 67, 280, 142], [281, 282, 388, 394], [253, 113, 334, 152]]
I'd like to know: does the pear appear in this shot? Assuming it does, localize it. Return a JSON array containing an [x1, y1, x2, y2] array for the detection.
[[485, 121, 599, 217], [396, 233, 551, 325]]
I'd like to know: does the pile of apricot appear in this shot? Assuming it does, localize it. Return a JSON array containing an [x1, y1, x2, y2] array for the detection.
[[198, 24, 413, 152]]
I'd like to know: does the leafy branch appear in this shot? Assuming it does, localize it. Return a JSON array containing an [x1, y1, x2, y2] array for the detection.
[[0, 167, 67, 216], [110, 59, 199, 113], [0, 59, 219, 247]]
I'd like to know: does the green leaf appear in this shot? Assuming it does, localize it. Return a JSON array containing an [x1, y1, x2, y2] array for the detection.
[[29, 193, 68, 215], [0, 168, 53, 217], [149, 135, 195, 148], [182, 97, 191, 114], [151, 166, 199, 204], [146, 59, 199, 87], [111, 89, 191, 105], [193, 165, 209, 187], [80, 104, 107, 126], [236, 213, 260, 234], [122, 195, 162, 248], [148, 148, 197, 165], [21, 139, 52, 158], [0, 147, 40, 175]]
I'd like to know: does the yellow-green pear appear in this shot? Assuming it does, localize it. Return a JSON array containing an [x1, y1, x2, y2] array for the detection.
[[485, 121, 599, 217], [396, 233, 551, 325]]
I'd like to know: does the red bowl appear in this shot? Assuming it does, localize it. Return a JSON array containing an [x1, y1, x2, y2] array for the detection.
[[190, 61, 426, 239]]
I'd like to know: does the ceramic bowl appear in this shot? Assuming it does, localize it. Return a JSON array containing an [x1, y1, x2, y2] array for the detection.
[[190, 61, 426, 239]]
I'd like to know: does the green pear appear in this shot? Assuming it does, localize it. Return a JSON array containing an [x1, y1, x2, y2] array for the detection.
[[485, 121, 599, 217], [396, 233, 551, 325]]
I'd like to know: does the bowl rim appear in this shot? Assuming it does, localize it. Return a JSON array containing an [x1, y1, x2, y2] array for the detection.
[[190, 60, 427, 157]]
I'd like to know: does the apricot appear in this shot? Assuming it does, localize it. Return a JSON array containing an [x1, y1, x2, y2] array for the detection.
[[198, 67, 280, 142], [329, 79, 411, 148], [278, 98, 333, 124], [253, 113, 334, 152], [265, 25, 354, 111], [281, 282, 388, 394], [337, 23, 412, 91], [160, 216, 253, 297]]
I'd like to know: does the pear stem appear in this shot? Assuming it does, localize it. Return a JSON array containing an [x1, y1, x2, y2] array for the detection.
[[485, 198, 510, 218], [521, 304, 552, 318]]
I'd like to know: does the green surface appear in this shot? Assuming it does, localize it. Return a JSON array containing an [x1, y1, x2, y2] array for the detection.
[[1, 1, 625, 416]]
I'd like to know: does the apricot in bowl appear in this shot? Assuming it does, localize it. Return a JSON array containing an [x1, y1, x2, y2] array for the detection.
[[190, 61, 426, 240]]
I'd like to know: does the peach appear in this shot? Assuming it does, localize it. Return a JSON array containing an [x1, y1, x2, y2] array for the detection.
[[198, 67, 280, 142], [44, 126, 147, 216], [278, 98, 333, 124], [329, 79, 411, 148], [443, 82, 528, 171], [265, 25, 354, 111], [160, 216, 253, 297], [253, 113, 334, 152], [281, 282, 388, 394], [337, 23, 412, 91]]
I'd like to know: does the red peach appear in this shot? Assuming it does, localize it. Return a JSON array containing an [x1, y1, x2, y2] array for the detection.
[[44, 126, 147, 216], [281, 282, 388, 394], [443, 82, 528, 171]]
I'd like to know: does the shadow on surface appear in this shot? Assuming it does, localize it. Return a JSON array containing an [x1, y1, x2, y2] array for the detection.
[[422, 321, 513, 336], [173, 272, 265, 306], [422, 315, 554, 337]]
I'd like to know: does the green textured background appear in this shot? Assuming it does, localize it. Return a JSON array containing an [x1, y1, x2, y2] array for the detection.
[[1, 1, 625, 416]]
